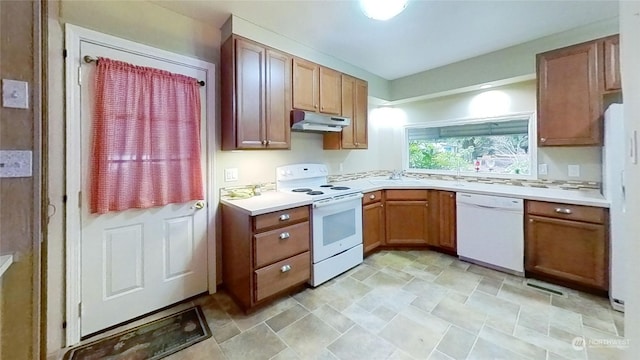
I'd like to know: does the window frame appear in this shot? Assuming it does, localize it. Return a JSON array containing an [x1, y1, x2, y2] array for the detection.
[[402, 112, 538, 180]]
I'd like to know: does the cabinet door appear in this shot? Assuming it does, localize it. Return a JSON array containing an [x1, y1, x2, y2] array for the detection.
[[265, 49, 291, 149], [537, 41, 602, 146], [435, 191, 456, 251], [385, 200, 429, 245], [604, 35, 621, 92], [235, 38, 266, 148], [292, 58, 318, 112], [353, 79, 368, 148], [340, 75, 356, 148], [319, 66, 342, 115], [525, 215, 607, 290], [363, 201, 384, 254]]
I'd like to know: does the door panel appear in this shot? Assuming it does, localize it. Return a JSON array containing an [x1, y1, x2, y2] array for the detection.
[[79, 40, 209, 336], [104, 225, 144, 298], [164, 216, 195, 279], [292, 58, 318, 111]]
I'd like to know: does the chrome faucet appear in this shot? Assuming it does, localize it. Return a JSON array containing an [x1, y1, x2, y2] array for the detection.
[[389, 169, 404, 180]]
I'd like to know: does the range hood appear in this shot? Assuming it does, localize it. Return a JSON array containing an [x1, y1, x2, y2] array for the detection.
[[291, 110, 350, 133]]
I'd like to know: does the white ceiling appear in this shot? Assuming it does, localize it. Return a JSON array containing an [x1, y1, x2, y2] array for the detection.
[[152, 0, 619, 80]]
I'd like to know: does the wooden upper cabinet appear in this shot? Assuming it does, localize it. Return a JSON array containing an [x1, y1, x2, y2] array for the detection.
[[537, 40, 602, 146], [604, 35, 621, 92], [354, 79, 369, 148], [292, 57, 319, 112], [265, 49, 291, 149], [221, 36, 291, 150], [319, 67, 342, 115], [323, 75, 369, 150]]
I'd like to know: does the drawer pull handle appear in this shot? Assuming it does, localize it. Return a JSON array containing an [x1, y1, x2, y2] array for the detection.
[[369, 194, 376, 200], [280, 265, 292, 273], [554, 208, 572, 214], [279, 232, 290, 240], [540, 137, 547, 143], [279, 214, 290, 221]]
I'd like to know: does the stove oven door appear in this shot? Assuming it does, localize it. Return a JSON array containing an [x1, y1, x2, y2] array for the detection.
[[312, 193, 363, 263]]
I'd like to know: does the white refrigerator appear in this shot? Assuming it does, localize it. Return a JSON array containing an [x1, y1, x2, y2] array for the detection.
[[603, 103, 626, 312]]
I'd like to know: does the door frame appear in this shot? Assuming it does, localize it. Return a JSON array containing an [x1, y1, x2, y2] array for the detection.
[[64, 24, 216, 346]]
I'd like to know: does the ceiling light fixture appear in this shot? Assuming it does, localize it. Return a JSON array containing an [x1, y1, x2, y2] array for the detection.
[[360, 0, 408, 21]]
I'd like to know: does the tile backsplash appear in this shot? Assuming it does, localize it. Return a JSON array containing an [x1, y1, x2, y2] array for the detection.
[[328, 171, 601, 191]]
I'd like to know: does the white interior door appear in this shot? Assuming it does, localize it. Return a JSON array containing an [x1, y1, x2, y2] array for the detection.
[[75, 40, 209, 336]]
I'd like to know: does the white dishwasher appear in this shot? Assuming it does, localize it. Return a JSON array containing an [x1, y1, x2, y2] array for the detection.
[[456, 192, 524, 275]]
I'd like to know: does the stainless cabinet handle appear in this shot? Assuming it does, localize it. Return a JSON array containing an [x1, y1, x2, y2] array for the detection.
[[554, 208, 572, 214], [369, 194, 376, 200], [266, 140, 270, 145], [540, 137, 547, 143], [280, 264, 292, 273], [261, 140, 267, 145], [279, 214, 290, 221], [279, 232, 290, 240]]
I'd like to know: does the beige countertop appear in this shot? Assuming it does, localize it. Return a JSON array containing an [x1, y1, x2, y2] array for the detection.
[[337, 177, 609, 208], [219, 177, 609, 216], [220, 191, 312, 216]]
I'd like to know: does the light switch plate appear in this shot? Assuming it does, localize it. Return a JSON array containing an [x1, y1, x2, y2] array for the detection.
[[2, 79, 29, 109], [0, 150, 32, 177], [568, 164, 580, 177], [224, 168, 238, 182]]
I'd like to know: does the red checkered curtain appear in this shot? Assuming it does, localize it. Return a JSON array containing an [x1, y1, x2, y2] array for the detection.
[[90, 58, 204, 214]]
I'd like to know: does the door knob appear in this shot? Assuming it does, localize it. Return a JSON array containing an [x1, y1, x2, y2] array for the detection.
[[193, 200, 205, 210]]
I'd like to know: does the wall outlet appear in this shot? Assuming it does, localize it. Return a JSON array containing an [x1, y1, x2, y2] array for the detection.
[[224, 168, 238, 182], [568, 164, 580, 177], [538, 163, 548, 175]]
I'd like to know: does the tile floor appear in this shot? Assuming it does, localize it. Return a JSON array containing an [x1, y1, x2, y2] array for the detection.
[[53, 250, 626, 360]]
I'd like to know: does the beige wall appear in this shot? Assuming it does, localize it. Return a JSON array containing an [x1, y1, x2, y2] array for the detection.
[[390, 18, 619, 101], [0, 1, 42, 360], [620, 1, 640, 358], [386, 81, 604, 182], [223, 15, 391, 100]]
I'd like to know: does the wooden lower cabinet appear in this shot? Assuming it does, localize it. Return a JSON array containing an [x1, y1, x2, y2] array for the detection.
[[222, 204, 311, 310], [362, 191, 384, 253], [525, 201, 608, 291], [431, 191, 456, 252], [384, 190, 430, 245]]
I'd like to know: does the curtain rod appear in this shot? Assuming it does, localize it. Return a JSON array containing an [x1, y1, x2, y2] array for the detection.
[[83, 55, 206, 86]]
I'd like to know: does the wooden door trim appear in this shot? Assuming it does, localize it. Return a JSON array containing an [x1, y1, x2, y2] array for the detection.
[[64, 24, 217, 346]]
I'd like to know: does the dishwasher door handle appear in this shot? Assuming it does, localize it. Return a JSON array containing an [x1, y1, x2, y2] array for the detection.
[[459, 203, 499, 210]]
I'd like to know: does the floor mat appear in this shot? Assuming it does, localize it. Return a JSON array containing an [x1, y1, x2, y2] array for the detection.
[[64, 306, 211, 360]]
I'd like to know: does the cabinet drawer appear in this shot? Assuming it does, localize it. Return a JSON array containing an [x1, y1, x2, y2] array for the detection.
[[362, 191, 383, 206], [255, 251, 310, 302], [254, 206, 309, 231], [254, 222, 310, 268], [385, 189, 428, 201], [526, 201, 605, 224]]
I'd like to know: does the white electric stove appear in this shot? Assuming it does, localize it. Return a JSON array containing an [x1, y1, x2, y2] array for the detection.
[[276, 164, 363, 286]]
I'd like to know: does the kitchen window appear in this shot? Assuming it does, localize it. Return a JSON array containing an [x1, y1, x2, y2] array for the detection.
[[404, 113, 537, 179]]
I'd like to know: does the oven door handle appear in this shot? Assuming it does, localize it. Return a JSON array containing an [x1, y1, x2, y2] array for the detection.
[[313, 193, 363, 208]]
